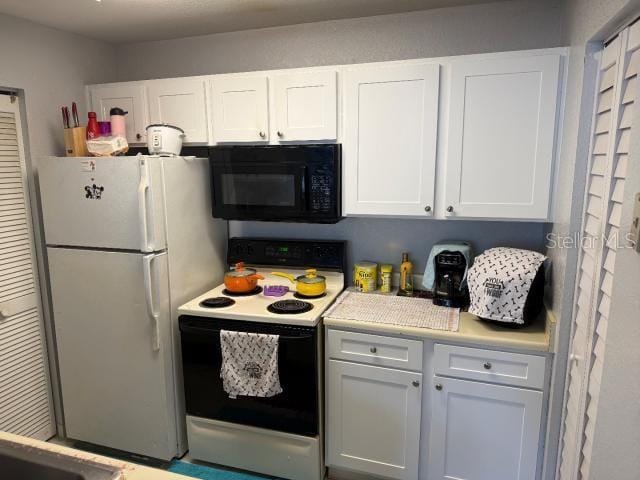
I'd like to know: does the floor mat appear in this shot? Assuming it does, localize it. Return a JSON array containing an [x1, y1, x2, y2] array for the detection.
[[168, 460, 275, 480]]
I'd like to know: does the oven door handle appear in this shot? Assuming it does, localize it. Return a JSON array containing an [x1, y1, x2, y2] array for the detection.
[[180, 324, 314, 341]]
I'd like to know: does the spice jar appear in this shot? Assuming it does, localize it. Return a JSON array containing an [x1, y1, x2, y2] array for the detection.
[[380, 264, 393, 293]]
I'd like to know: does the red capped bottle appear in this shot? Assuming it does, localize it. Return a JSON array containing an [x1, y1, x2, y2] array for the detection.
[[86, 112, 100, 140]]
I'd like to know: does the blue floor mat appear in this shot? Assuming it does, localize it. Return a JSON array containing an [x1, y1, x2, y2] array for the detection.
[[168, 460, 275, 480]]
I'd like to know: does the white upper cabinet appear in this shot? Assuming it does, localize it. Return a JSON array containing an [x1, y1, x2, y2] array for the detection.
[[272, 70, 337, 141], [443, 54, 561, 220], [147, 78, 209, 143], [343, 63, 439, 216], [211, 75, 269, 143], [89, 84, 149, 144]]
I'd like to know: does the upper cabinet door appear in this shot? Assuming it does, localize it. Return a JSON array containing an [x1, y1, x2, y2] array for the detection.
[[273, 70, 337, 141], [343, 63, 439, 216], [444, 54, 561, 220], [147, 78, 209, 143], [211, 75, 269, 143], [89, 84, 149, 144]]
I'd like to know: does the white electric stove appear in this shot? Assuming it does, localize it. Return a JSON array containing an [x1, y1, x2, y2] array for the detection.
[[177, 238, 346, 480], [178, 269, 344, 326]]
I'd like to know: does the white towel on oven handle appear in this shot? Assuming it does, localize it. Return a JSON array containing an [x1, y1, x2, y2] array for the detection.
[[220, 330, 283, 399]]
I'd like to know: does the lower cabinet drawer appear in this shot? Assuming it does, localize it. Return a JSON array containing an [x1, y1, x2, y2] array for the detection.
[[433, 344, 546, 389], [327, 329, 423, 371], [326, 360, 422, 480]]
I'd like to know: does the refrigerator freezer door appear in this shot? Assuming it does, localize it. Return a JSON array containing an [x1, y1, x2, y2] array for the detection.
[[39, 156, 166, 251], [48, 247, 177, 460]]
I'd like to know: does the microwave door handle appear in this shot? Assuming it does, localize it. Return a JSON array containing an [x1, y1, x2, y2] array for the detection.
[[138, 159, 152, 252], [300, 166, 309, 211], [143, 253, 161, 352]]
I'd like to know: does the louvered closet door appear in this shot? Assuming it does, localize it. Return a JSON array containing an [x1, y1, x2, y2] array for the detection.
[[0, 94, 54, 440], [560, 23, 639, 480]]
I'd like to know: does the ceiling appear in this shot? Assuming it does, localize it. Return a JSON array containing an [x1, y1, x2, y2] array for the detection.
[[0, 0, 508, 44]]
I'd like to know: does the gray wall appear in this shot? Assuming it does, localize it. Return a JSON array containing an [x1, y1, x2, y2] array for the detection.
[[116, 0, 564, 80], [115, 0, 563, 278], [556, 2, 640, 479], [0, 12, 117, 435], [230, 219, 547, 278], [543, 1, 640, 479], [0, 13, 117, 157]]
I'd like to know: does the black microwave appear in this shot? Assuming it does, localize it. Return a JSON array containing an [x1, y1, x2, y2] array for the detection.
[[209, 144, 341, 223]]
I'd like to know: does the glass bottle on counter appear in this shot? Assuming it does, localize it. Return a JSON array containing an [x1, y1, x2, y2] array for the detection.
[[398, 252, 413, 296]]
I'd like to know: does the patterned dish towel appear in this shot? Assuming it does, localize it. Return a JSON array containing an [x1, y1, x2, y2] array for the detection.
[[220, 330, 283, 399]]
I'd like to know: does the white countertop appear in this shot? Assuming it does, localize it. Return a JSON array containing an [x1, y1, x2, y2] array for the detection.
[[0, 432, 189, 480], [323, 291, 554, 353]]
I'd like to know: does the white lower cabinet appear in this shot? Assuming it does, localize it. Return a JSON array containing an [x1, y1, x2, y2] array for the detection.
[[427, 376, 543, 480], [326, 359, 422, 480]]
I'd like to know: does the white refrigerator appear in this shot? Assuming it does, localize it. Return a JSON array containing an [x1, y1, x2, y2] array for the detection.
[[38, 155, 227, 460]]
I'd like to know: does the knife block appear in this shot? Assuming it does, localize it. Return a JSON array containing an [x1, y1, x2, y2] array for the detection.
[[63, 127, 89, 157]]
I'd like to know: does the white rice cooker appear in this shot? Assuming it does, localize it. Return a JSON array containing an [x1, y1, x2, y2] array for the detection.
[[146, 124, 185, 156]]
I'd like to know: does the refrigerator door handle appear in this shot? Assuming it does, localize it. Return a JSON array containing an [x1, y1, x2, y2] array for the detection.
[[143, 253, 161, 352], [138, 159, 152, 253]]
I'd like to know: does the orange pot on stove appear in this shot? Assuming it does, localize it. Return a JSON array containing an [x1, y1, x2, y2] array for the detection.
[[224, 262, 264, 293]]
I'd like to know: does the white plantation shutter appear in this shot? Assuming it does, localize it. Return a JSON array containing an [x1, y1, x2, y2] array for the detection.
[[0, 94, 54, 440], [560, 22, 639, 480]]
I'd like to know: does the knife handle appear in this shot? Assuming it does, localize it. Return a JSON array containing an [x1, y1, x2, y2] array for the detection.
[[71, 102, 79, 127], [61, 107, 70, 129]]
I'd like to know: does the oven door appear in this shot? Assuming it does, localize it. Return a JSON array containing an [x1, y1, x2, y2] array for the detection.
[[179, 316, 319, 436], [211, 160, 308, 221]]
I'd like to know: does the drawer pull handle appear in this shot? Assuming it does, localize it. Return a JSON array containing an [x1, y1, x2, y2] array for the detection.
[[435, 384, 443, 391], [412, 381, 420, 387], [370, 347, 377, 354], [484, 362, 492, 370]]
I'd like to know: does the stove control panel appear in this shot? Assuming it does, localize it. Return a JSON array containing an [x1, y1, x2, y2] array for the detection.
[[228, 238, 346, 272]]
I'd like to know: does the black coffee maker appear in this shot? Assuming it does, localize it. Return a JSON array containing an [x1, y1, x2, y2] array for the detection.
[[433, 251, 470, 308]]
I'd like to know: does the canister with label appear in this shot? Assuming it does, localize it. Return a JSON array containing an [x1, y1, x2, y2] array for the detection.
[[353, 262, 378, 292], [380, 264, 393, 293]]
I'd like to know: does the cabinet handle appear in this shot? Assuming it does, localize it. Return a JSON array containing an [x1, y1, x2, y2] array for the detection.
[[446, 205, 454, 213], [259, 131, 266, 139], [483, 362, 492, 370], [435, 383, 443, 391], [277, 131, 284, 138], [370, 347, 377, 354], [136, 133, 142, 140], [412, 380, 420, 387], [424, 205, 432, 213]]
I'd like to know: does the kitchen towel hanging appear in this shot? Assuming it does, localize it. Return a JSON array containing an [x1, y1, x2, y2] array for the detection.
[[220, 330, 283, 399]]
